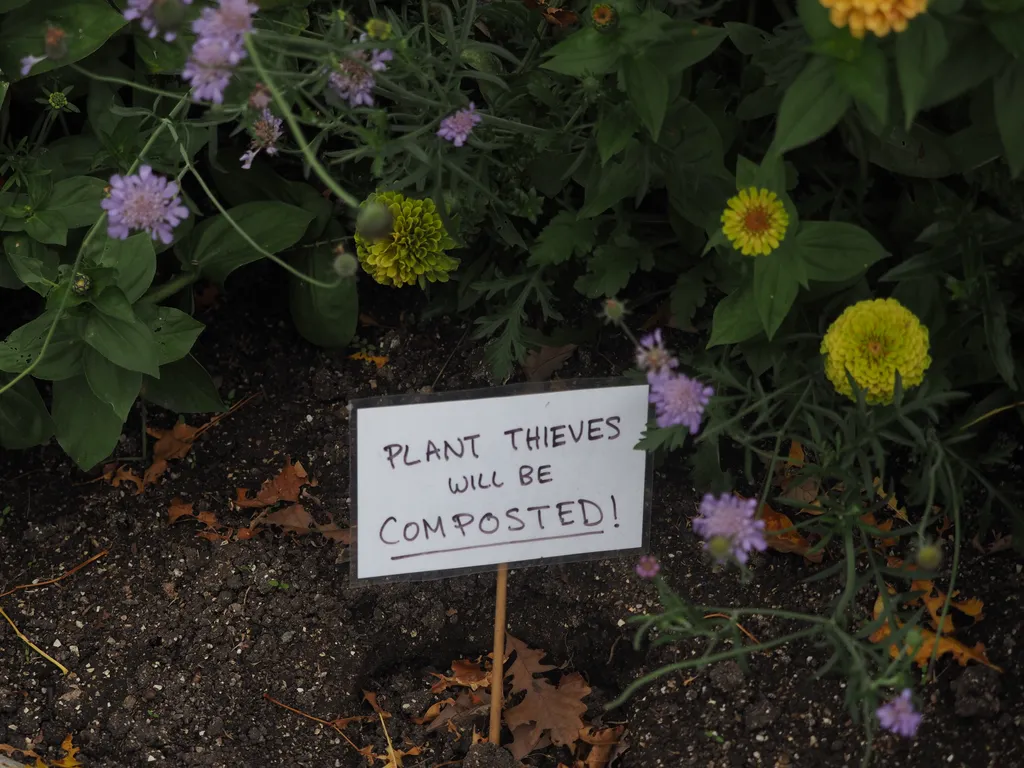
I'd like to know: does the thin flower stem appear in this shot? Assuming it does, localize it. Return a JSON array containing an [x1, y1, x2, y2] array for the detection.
[[143, 269, 201, 305], [480, 113, 549, 135], [0, 94, 191, 399], [71, 64, 189, 100], [245, 35, 361, 209]]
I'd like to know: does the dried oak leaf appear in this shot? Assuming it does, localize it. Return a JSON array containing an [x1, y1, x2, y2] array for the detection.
[[580, 725, 626, 768], [349, 351, 389, 369], [778, 441, 820, 509], [504, 633, 557, 691], [50, 734, 83, 768], [505, 672, 589, 759], [522, 343, 577, 382], [859, 512, 897, 548], [235, 459, 315, 508], [425, 690, 490, 733], [110, 465, 144, 495], [362, 690, 390, 717], [430, 659, 491, 693], [168, 498, 196, 524], [757, 501, 823, 563], [247, 504, 351, 545], [411, 698, 455, 725]]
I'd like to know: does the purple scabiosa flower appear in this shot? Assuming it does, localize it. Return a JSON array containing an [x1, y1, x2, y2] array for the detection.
[[636, 329, 677, 374], [647, 370, 713, 432], [635, 555, 660, 579], [20, 54, 46, 77], [183, 35, 237, 104], [359, 33, 395, 72], [692, 493, 767, 565], [437, 103, 482, 147], [877, 690, 922, 738], [101, 165, 189, 245], [192, 0, 257, 43], [240, 108, 283, 169], [329, 58, 376, 107], [124, 0, 195, 42]]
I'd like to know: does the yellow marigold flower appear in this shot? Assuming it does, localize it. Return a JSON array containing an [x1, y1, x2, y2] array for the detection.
[[354, 191, 458, 288], [721, 187, 789, 257], [818, 0, 928, 39], [820, 298, 931, 405]]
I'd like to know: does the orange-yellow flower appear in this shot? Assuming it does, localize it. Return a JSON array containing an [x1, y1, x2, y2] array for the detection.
[[818, 0, 928, 39], [721, 188, 789, 257]]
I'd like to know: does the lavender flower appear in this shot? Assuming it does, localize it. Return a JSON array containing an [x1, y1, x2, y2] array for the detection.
[[124, 0, 195, 42], [20, 54, 46, 77], [192, 0, 257, 43], [240, 109, 283, 169], [329, 58, 376, 107], [692, 494, 767, 565], [635, 555, 660, 579], [183, 35, 237, 104], [647, 370, 713, 432], [101, 165, 189, 244], [248, 83, 272, 110], [877, 690, 922, 738], [359, 33, 394, 72], [636, 329, 677, 374], [437, 103, 482, 147]]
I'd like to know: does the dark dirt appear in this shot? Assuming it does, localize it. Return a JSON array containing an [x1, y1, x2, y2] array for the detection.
[[1, 269, 1023, 768]]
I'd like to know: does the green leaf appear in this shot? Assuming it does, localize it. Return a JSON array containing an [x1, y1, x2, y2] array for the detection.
[[736, 155, 785, 192], [795, 221, 889, 281], [0, 373, 52, 450], [0, 311, 83, 380], [528, 212, 596, 266], [983, 291, 1016, 389], [724, 22, 771, 55], [834, 45, 889, 125], [574, 237, 654, 298], [635, 423, 691, 452], [797, 0, 842, 41], [83, 348, 141, 420], [596, 105, 639, 165], [289, 244, 358, 348], [623, 54, 669, 141], [988, 10, 1024, 56], [82, 306, 161, 377], [85, 233, 157, 302], [707, 282, 762, 347], [651, 24, 728, 73], [140, 305, 205, 365], [90, 286, 137, 323], [994, 60, 1024, 178], [541, 28, 622, 77], [51, 375, 124, 470], [46, 176, 107, 228], [23, 210, 67, 246], [0, 0, 127, 82], [896, 16, 948, 128], [579, 158, 643, 219], [770, 56, 852, 156], [142, 356, 225, 414], [753, 246, 804, 339], [135, 31, 189, 75], [191, 201, 314, 284], [735, 156, 758, 188], [920, 28, 1005, 111], [670, 269, 707, 326], [0, 252, 23, 289], [3, 235, 57, 296]]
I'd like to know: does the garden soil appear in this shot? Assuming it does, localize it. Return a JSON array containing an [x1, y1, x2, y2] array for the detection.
[[1, 269, 1022, 768]]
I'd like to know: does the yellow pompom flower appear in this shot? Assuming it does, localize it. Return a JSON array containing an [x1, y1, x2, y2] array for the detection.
[[354, 191, 458, 288], [721, 187, 789, 257], [818, 0, 928, 39], [821, 298, 931, 405]]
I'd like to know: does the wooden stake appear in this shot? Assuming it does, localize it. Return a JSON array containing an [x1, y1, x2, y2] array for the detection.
[[488, 562, 509, 745]]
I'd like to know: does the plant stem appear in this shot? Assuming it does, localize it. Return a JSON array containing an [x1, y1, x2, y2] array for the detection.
[[143, 269, 200, 305]]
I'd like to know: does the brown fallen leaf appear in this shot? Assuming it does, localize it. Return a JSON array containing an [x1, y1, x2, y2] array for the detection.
[[411, 698, 455, 725], [504, 633, 557, 692], [349, 351, 389, 369], [51, 734, 83, 768], [425, 690, 491, 733], [168, 498, 196, 524], [235, 459, 316, 508], [873, 477, 910, 523], [430, 659, 491, 693], [522, 343, 577, 382], [859, 512, 897, 548], [363, 690, 389, 716], [756, 499, 823, 563], [580, 725, 626, 768], [778, 441, 820, 508], [110, 465, 144, 495], [150, 422, 201, 462]]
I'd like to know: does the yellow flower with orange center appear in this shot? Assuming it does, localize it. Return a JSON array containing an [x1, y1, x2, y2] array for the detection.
[[721, 187, 789, 257], [591, 3, 617, 29], [818, 0, 928, 39]]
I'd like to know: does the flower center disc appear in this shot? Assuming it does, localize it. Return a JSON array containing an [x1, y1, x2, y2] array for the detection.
[[743, 206, 770, 233], [866, 340, 884, 358]]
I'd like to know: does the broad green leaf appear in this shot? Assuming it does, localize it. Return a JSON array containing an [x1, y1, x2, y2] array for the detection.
[[707, 283, 762, 347], [139, 305, 205, 365], [541, 28, 621, 77], [574, 237, 654, 298], [896, 16, 948, 128], [596, 105, 639, 166], [289, 245, 358, 348], [670, 270, 707, 327], [82, 307, 161, 377], [85, 233, 157, 302], [623, 54, 669, 141], [834, 45, 888, 125], [0, 252, 22, 289], [23, 210, 67, 246], [0, 373, 52, 450], [51, 375, 123, 470], [920, 28, 1004, 111], [736, 155, 785, 192], [527, 212, 596, 266], [770, 56, 851, 156], [797, 0, 841, 41], [47, 176, 107, 228], [90, 286, 137, 322], [83, 347, 141, 420], [3, 235, 57, 295], [725, 22, 771, 55], [983, 291, 1016, 389], [736, 156, 758, 188], [142, 356, 225, 414], [0, 311, 83, 380], [0, 0, 127, 82], [754, 246, 804, 339], [795, 221, 889, 281], [191, 201, 314, 284], [994, 60, 1024, 178], [48, 134, 105, 175], [135, 31, 190, 75], [652, 24, 728, 74], [579, 157, 643, 218], [988, 10, 1024, 56]]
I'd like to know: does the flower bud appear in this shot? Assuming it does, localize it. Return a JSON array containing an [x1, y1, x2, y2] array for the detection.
[[915, 541, 942, 571], [332, 249, 359, 279], [365, 18, 392, 41], [591, 3, 618, 31], [71, 273, 91, 296], [581, 76, 602, 101], [356, 200, 394, 241], [600, 297, 628, 324], [48, 91, 68, 110], [905, 628, 923, 652]]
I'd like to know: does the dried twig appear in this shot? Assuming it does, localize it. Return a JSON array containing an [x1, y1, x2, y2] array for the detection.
[[0, 605, 68, 675], [703, 613, 761, 645], [0, 549, 108, 599], [263, 693, 364, 756]]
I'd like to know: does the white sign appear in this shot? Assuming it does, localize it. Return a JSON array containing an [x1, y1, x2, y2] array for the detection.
[[351, 382, 651, 581]]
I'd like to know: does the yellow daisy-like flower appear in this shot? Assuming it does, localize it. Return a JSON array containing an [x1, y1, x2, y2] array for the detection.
[[721, 187, 789, 257], [818, 0, 928, 39], [354, 191, 459, 288], [820, 298, 931, 405]]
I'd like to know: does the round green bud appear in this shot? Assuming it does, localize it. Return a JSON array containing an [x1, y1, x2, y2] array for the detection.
[[915, 542, 942, 571], [601, 297, 628, 324], [332, 249, 359, 279], [905, 628, 923, 652], [581, 76, 601, 100], [707, 535, 733, 562], [71, 273, 91, 296], [48, 92, 68, 110], [365, 18, 392, 41], [356, 200, 394, 241]]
